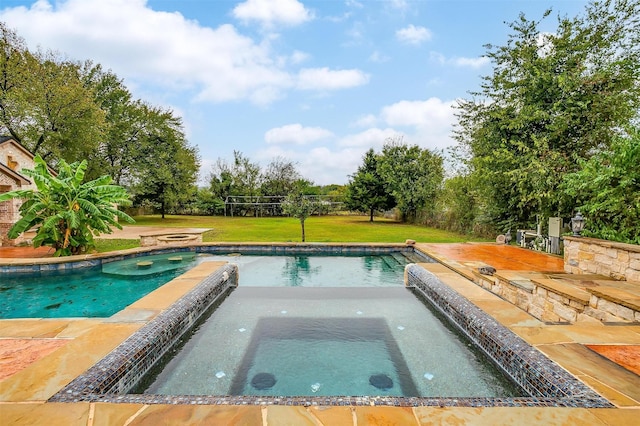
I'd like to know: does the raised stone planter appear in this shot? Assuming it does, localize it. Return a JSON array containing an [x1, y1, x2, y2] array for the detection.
[[564, 236, 640, 282]]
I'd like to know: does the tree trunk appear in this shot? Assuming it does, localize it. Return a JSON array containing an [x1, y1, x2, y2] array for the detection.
[[300, 219, 306, 242], [369, 207, 374, 222], [161, 200, 166, 219]]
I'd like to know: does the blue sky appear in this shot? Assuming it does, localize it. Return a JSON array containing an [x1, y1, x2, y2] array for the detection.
[[1, 0, 589, 185]]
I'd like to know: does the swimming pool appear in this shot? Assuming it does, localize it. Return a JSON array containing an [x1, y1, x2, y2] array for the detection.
[[49, 245, 611, 407], [0, 252, 200, 318], [0, 249, 422, 318]]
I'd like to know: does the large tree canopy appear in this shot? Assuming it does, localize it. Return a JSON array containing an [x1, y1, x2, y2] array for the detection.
[[1, 24, 104, 164], [454, 0, 640, 230]]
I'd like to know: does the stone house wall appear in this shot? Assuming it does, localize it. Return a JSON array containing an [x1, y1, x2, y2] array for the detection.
[[0, 138, 38, 246], [564, 236, 640, 282]]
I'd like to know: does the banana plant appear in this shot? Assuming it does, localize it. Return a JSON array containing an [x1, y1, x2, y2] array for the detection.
[[0, 155, 134, 256]]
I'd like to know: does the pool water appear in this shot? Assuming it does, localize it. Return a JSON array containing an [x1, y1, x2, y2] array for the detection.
[[0, 253, 414, 318], [228, 316, 418, 397], [197, 253, 411, 287], [141, 287, 520, 397], [0, 253, 200, 318]]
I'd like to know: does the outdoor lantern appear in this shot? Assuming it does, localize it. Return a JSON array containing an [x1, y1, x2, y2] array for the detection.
[[571, 211, 585, 237]]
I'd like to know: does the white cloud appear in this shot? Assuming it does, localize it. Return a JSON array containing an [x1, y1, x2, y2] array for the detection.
[[351, 114, 378, 128], [388, 0, 409, 11], [381, 98, 456, 129], [430, 51, 489, 69], [338, 128, 403, 148], [373, 98, 458, 151], [256, 144, 363, 185], [289, 50, 310, 64], [396, 24, 432, 45], [297, 68, 370, 91], [369, 51, 390, 63], [301, 146, 364, 184], [451, 56, 489, 68], [232, 0, 313, 27], [265, 124, 333, 145], [257, 96, 459, 184]]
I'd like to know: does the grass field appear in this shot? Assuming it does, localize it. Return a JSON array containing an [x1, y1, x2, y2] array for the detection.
[[129, 214, 477, 244], [94, 214, 478, 252]]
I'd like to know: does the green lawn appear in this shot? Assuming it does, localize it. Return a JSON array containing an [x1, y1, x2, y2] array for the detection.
[[129, 214, 477, 244], [94, 238, 140, 253]]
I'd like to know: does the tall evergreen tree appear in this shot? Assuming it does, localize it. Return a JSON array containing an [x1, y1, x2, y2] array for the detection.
[[345, 148, 394, 221]]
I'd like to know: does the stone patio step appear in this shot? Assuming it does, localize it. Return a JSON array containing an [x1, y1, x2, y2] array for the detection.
[[531, 278, 592, 305], [587, 284, 640, 313]]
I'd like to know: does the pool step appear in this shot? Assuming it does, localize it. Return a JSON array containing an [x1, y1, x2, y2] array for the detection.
[[390, 252, 408, 264]]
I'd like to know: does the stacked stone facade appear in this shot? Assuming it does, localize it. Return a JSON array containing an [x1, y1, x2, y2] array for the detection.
[[564, 236, 640, 282]]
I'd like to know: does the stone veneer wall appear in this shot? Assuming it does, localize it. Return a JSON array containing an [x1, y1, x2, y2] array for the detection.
[[0, 173, 21, 246], [0, 143, 37, 246], [564, 236, 640, 282]]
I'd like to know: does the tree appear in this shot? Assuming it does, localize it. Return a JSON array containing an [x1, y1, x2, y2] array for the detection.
[[454, 0, 640, 230], [208, 151, 262, 216], [0, 155, 134, 256], [435, 174, 482, 234], [562, 128, 640, 244], [377, 138, 444, 223], [281, 183, 317, 242], [261, 156, 302, 196], [193, 188, 225, 215], [345, 148, 395, 221], [130, 105, 199, 218], [209, 159, 234, 202], [0, 24, 104, 164], [80, 62, 141, 183], [0, 22, 30, 143]]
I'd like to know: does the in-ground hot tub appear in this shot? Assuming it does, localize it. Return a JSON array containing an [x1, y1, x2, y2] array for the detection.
[[48, 246, 612, 408]]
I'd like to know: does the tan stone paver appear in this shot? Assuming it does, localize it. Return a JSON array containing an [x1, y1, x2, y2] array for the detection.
[[0, 402, 90, 425], [125, 404, 264, 426], [354, 406, 417, 425], [588, 407, 640, 426], [91, 403, 149, 426], [413, 407, 610, 426], [308, 406, 355, 425]]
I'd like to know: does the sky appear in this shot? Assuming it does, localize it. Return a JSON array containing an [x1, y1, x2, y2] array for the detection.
[[0, 0, 589, 186]]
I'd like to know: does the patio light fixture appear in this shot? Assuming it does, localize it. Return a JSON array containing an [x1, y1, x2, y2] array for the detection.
[[571, 211, 585, 237]]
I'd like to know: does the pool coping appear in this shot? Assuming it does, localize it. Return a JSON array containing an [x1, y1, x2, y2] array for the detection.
[[42, 245, 613, 408], [0, 242, 416, 273]]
